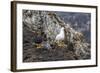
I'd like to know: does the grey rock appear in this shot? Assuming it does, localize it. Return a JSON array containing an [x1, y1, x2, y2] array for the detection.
[[23, 10, 91, 62]]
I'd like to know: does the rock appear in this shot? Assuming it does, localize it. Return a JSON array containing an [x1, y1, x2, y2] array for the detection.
[[23, 10, 91, 62], [42, 41, 52, 50]]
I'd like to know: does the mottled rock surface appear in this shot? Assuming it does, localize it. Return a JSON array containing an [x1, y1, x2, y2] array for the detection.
[[23, 10, 91, 62]]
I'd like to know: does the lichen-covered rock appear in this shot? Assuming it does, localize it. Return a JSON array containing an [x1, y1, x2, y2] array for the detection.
[[23, 10, 91, 62]]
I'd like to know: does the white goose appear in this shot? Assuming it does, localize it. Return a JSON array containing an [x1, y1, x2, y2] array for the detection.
[[55, 27, 65, 46]]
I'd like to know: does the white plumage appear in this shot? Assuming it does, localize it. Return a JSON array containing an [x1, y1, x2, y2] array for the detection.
[[55, 27, 65, 41]]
